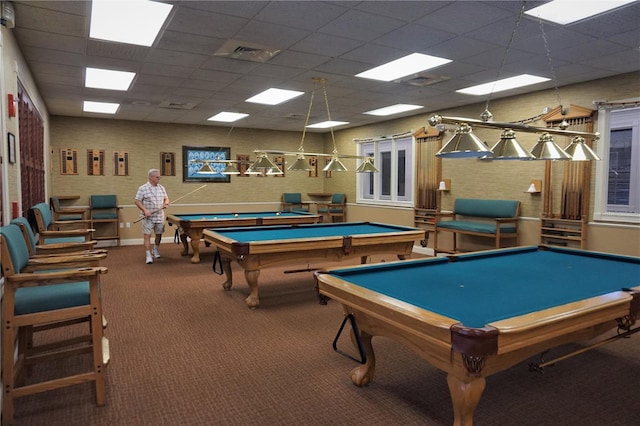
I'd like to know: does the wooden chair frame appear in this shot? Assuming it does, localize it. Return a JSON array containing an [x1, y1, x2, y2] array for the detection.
[[50, 196, 90, 222], [281, 193, 310, 213], [317, 193, 346, 222], [11, 217, 98, 257], [30, 203, 95, 246], [0, 224, 108, 426], [90, 195, 122, 246]]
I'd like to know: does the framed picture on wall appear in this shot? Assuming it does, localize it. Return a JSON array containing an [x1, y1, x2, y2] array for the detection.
[[183, 146, 231, 183]]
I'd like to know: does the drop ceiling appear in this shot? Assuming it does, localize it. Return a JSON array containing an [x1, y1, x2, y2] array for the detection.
[[8, 0, 640, 132]]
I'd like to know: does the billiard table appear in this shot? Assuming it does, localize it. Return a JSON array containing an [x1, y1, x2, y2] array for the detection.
[[203, 222, 425, 308], [166, 211, 321, 263], [315, 246, 640, 426]]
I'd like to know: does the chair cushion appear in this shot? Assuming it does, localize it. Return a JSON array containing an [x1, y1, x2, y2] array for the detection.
[[283, 193, 302, 204], [453, 199, 519, 218], [33, 203, 54, 228], [10, 217, 38, 251], [15, 282, 90, 315], [437, 220, 516, 234], [43, 236, 86, 244], [0, 224, 31, 271], [317, 207, 343, 213], [58, 214, 84, 221], [91, 195, 117, 209], [92, 212, 118, 220]]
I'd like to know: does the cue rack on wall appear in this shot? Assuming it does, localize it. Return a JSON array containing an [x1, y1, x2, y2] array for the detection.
[[237, 154, 250, 177], [114, 151, 129, 176], [308, 157, 318, 177], [274, 156, 285, 177], [161, 152, 176, 176], [60, 148, 79, 175], [87, 149, 105, 176]]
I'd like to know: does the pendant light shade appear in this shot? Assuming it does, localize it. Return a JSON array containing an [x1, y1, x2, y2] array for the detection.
[[530, 133, 571, 160], [355, 157, 378, 173], [487, 128, 535, 160], [250, 153, 282, 174], [323, 156, 348, 172], [436, 123, 492, 158], [287, 155, 313, 171], [220, 163, 240, 175], [564, 136, 601, 161], [197, 162, 216, 174]]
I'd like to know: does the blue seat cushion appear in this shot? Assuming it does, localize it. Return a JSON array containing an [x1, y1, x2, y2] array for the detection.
[[318, 207, 343, 213], [92, 212, 118, 219], [43, 236, 86, 244], [90, 195, 117, 209], [283, 193, 302, 204], [15, 282, 90, 315], [437, 220, 516, 234], [58, 214, 84, 221], [454, 199, 519, 218]]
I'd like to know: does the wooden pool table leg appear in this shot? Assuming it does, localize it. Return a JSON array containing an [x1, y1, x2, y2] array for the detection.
[[178, 230, 190, 256], [188, 229, 203, 263], [349, 330, 376, 387], [219, 257, 234, 291], [446, 373, 485, 426], [243, 269, 261, 309]]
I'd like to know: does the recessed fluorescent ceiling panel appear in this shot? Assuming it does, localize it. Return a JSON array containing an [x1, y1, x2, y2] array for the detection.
[[85, 68, 135, 90], [83, 101, 119, 114], [90, 0, 173, 47], [306, 121, 349, 129], [365, 104, 423, 116], [245, 88, 304, 105], [356, 53, 452, 82], [457, 74, 551, 96], [208, 112, 249, 122], [524, 0, 636, 25]]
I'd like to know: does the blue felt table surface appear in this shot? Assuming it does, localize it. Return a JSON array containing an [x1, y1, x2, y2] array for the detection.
[[172, 211, 314, 220], [325, 246, 640, 328], [211, 222, 420, 242]]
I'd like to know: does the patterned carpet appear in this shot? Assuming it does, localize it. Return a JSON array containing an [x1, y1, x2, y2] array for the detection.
[[11, 243, 639, 425]]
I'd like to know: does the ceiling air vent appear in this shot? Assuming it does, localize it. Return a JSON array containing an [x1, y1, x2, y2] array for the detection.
[[158, 101, 196, 110], [283, 113, 314, 120], [215, 39, 281, 63], [395, 73, 450, 87]]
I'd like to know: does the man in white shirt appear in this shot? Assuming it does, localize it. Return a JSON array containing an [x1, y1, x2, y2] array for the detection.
[[135, 168, 170, 264]]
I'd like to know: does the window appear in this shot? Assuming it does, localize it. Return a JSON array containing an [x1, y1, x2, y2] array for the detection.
[[594, 106, 640, 223], [356, 135, 414, 207]]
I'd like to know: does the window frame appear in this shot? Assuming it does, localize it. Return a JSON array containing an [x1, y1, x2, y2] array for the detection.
[[594, 104, 640, 223], [355, 134, 415, 207]]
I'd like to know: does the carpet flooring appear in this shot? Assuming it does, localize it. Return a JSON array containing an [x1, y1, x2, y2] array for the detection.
[[10, 242, 639, 425]]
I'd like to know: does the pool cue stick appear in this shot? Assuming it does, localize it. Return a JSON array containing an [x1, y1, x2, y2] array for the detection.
[[133, 184, 207, 223], [531, 326, 639, 371]]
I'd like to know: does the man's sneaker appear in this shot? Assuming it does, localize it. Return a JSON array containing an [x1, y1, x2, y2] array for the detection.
[[146, 253, 153, 264], [153, 249, 161, 259]]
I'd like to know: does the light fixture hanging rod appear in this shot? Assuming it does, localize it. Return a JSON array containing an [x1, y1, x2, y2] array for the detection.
[[253, 149, 367, 160], [429, 115, 599, 139], [189, 159, 248, 164]]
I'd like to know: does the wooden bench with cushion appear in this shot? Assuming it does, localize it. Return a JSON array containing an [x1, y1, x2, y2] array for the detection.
[[433, 198, 520, 254]]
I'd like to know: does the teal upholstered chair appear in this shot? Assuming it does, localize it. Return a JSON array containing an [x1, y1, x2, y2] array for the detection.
[[281, 193, 310, 212], [29, 203, 95, 245], [90, 195, 121, 245], [50, 196, 89, 221], [317, 193, 346, 222], [11, 216, 98, 257], [0, 224, 108, 425]]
